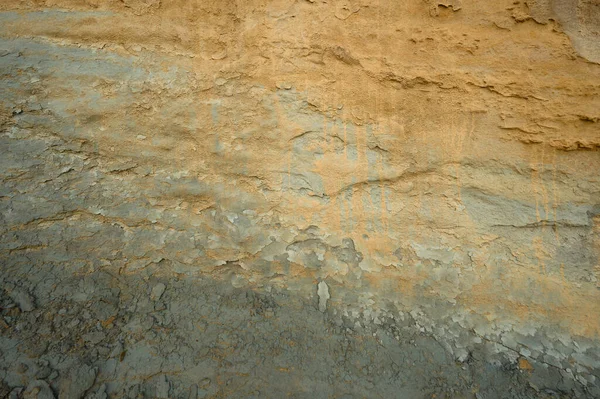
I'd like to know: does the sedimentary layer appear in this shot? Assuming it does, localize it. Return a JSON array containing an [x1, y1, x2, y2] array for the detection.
[[0, 1, 599, 397]]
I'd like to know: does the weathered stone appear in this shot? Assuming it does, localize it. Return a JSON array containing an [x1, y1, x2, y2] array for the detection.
[[59, 364, 97, 399], [317, 281, 330, 313], [85, 384, 107, 399], [23, 380, 55, 399], [10, 289, 35, 312], [150, 283, 166, 302], [0, 1, 599, 397], [155, 375, 170, 399], [187, 384, 198, 399]]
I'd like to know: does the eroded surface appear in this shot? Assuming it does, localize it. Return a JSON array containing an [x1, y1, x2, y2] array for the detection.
[[0, 1, 599, 398]]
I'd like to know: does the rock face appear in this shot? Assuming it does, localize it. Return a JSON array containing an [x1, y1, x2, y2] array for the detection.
[[0, 0, 599, 397]]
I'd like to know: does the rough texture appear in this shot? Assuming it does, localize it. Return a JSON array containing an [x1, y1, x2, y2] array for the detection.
[[0, 1, 599, 398]]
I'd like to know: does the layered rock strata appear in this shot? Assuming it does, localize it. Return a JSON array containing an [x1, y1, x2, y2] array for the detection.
[[0, 1, 599, 397]]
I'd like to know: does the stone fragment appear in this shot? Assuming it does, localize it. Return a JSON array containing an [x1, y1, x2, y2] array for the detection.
[[9, 388, 24, 399], [24, 380, 55, 399], [155, 375, 170, 399], [188, 384, 198, 399], [59, 364, 97, 399], [10, 289, 35, 312], [82, 331, 106, 345], [35, 366, 52, 379], [86, 384, 108, 399], [199, 378, 210, 388], [317, 281, 330, 313], [150, 283, 166, 301]]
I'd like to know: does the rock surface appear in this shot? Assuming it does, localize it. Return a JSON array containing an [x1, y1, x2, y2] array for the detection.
[[317, 281, 330, 312], [0, 0, 599, 398]]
